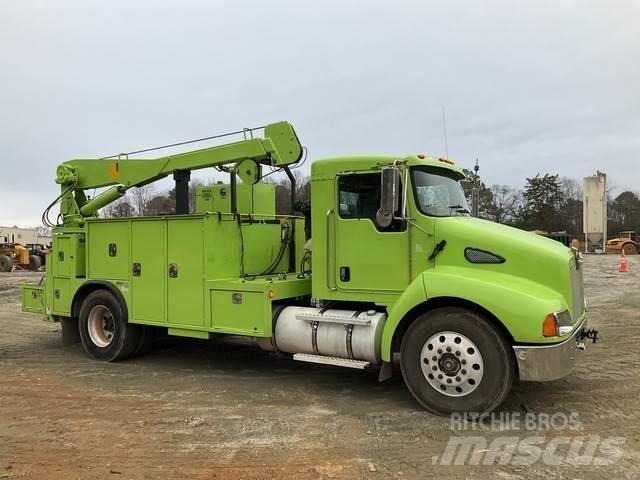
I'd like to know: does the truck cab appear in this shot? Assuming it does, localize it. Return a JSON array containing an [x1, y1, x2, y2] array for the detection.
[[305, 154, 591, 412], [21, 121, 595, 415]]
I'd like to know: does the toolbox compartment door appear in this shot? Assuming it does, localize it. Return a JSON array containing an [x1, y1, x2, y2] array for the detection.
[[210, 289, 267, 335], [22, 284, 45, 314]]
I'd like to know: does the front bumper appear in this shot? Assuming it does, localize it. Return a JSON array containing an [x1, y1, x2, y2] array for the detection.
[[513, 314, 589, 382]]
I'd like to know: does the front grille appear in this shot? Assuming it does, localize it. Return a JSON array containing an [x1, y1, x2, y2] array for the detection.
[[570, 261, 585, 320]]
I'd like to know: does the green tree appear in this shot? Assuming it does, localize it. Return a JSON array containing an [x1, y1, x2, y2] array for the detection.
[[461, 168, 494, 219], [609, 191, 640, 233], [520, 173, 564, 232]]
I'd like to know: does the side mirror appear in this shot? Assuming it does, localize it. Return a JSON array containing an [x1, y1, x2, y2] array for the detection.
[[376, 166, 401, 227]]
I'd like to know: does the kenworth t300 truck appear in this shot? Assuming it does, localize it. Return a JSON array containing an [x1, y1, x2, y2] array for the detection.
[[21, 121, 597, 415]]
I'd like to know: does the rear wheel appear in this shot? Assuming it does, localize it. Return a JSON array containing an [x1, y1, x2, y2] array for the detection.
[[622, 242, 637, 255], [400, 307, 515, 415], [29, 255, 42, 271], [79, 290, 140, 361], [0, 255, 13, 272]]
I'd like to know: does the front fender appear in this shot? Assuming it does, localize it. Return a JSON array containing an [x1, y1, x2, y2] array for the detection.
[[380, 275, 427, 362], [380, 266, 567, 362]]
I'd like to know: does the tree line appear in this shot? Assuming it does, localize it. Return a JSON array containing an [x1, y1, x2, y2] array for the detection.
[[102, 169, 640, 239], [460, 169, 640, 238]]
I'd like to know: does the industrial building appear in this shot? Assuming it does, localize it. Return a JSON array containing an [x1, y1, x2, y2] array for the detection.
[[0, 226, 51, 245]]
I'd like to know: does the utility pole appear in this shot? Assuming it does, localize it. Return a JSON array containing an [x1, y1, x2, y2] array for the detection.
[[472, 158, 480, 217]]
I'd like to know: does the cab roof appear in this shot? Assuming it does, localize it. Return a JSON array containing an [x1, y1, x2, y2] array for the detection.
[[311, 154, 465, 180]]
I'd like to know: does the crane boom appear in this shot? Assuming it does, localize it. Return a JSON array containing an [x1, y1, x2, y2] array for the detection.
[[50, 121, 302, 224]]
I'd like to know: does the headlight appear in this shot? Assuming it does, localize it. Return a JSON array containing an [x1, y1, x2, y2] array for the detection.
[[542, 310, 573, 337]]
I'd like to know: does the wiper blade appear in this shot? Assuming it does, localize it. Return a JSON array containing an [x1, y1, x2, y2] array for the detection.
[[448, 205, 470, 214]]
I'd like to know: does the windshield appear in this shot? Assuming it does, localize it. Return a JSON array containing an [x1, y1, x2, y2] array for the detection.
[[411, 166, 470, 216]]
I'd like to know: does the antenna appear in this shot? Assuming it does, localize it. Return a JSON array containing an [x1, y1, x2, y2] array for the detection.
[[472, 157, 480, 217], [442, 105, 449, 158]]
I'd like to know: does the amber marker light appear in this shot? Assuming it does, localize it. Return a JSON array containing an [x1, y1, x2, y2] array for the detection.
[[542, 313, 559, 337]]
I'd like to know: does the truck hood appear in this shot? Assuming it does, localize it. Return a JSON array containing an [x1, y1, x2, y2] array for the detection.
[[433, 216, 574, 304]]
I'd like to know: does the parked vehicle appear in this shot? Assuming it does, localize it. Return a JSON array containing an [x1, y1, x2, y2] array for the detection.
[[0, 243, 42, 272], [607, 231, 638, 255], [21, 121, 597, 415], [25, 243, 49, 266]]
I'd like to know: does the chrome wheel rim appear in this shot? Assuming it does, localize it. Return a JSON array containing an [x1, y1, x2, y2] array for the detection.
[[87, 305, 115, 348], [420, 331, 484, 397]]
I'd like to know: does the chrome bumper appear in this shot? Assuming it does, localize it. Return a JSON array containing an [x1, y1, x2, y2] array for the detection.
[[513, 315, 589, 382]]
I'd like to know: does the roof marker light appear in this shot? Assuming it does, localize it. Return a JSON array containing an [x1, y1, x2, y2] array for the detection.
[[438, 157, 455, 165]]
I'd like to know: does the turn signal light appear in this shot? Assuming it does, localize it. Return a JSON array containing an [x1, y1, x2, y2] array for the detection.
[[542, 314, 559, 337]]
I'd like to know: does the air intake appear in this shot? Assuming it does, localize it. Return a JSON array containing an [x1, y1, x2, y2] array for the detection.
[[464, 248, 505, 264]]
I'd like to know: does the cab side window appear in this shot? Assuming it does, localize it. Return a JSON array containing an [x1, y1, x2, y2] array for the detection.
[[338, 173, 405, 232]]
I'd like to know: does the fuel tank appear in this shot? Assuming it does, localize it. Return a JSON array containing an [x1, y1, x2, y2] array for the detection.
[[259, 306, 387, 364]]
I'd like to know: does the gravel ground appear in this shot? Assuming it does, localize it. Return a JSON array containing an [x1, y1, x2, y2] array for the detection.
[[0, 255, 639, 479]]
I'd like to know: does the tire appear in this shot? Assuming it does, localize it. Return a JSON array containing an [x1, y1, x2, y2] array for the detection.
[[78, 290, 141, 361], [0, 255, 13, 272], [400, 307, 515, 416], [29, 255, 42, 271], [134, 326, 158, 356], [622, 243, 637, 255]]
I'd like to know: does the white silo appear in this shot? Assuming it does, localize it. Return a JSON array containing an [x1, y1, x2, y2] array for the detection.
[[583, 172, 607, 253]]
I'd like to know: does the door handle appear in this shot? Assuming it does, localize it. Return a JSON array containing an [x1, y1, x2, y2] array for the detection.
[[168, 263, 178, 278], [132, 262, 141, 277], [339, 266, 350, 282]]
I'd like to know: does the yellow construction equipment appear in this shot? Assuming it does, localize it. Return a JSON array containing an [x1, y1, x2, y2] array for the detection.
[[607, 231, 638, 255], [0, 243, 42, 272]]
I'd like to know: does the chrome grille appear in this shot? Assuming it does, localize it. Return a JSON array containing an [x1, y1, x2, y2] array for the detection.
[[570, 261, 585, 320]]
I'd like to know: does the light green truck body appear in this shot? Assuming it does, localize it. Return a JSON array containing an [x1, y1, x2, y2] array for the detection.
[[21, 121, 593, 414]]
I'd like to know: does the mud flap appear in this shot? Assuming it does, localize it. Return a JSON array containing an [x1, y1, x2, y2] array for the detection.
[[378, 361, 393, 382], [59, 316, 80, 345]]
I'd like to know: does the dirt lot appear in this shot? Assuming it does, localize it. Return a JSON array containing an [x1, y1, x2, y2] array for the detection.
[[1, 255, 639, 479]]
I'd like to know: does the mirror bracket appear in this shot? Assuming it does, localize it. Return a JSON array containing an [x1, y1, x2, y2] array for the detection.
[[376, 164, 402, 228]]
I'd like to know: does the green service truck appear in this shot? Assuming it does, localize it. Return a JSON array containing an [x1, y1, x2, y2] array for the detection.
[[21, 121, 598, 415]]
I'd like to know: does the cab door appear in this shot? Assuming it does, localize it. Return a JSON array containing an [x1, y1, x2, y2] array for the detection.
[[333, 172, 410, 293]]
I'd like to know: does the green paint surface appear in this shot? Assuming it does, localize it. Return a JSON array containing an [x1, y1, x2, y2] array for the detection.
[[23, 124, 582, 364]]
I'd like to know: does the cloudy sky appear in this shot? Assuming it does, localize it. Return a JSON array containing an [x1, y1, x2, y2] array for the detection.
[[1, 0, 638, 227]]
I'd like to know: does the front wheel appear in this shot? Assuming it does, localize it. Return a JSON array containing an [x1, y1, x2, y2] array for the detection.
[[622, 243, 637, 255], [79, 290, 141, 361], [400, 307, 515, 415], [0, 255, 13, 272]]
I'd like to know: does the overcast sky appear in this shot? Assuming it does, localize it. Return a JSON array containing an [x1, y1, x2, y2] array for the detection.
[[1, 0, 639, 227]]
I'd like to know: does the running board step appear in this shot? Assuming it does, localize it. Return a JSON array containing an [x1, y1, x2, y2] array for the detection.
[[293, 353, 370, 369]]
